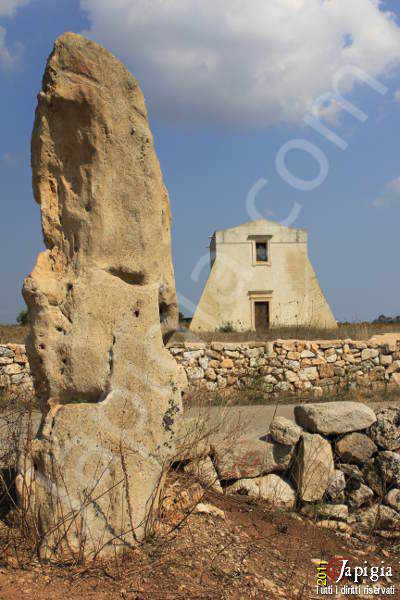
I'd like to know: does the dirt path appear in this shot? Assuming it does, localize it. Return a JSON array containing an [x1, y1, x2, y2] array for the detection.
[[185, 400, 400, 441]]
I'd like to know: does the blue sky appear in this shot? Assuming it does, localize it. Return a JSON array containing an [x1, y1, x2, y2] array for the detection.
[[1, 0, 400, 323]]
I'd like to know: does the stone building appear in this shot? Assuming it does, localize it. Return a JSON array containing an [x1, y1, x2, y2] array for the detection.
[[190, 219, 337, 332]]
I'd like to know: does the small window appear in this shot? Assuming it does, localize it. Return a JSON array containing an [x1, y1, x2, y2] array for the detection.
[[256, 242, 268, 263]]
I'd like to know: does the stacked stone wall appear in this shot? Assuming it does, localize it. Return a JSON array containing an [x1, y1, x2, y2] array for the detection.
[[2, 338, 400, 400], [0, 344, 33, 397], [169, 338, 400, 397]]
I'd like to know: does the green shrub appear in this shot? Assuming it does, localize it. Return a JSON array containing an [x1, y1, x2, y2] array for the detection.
[[218, 322, 236, 333]]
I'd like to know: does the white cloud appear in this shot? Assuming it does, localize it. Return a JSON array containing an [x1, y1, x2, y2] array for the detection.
[[373, 177, 400, 208], [80, 0, 400, 128], [0, 0, 30, 17], [0, 1, 31, 69], [0, 25, 13, 68]]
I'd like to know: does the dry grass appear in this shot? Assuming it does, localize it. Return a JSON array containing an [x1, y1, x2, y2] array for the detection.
[[0, 324, 29, 344], [1, 392, 400, 597], [171, 321, 400, 344], [0, 396, 398, 598], [2, 321, 400, 347], [183, 376, 400, 408], [1, 484, 396, 599]]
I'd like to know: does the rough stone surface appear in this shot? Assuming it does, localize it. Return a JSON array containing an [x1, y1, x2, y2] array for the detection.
[[212, 439, 293, 481], [269, 416, 302, 446], [195, 503, 225, 519], [20, 33, 187, 560], [376, 451, 400, 487], [369, 407, 400, 451], [301, 503, 348, 522], [346, 484, 374, 509], [362, 461, 384, 497], [294, 402, 376, 435], [326, 469, 346, 500], [173, 418, 211, 461], [335, 433, 377, 465], [227, 474, 296, 509], [184, 456, 222, 494], [5, 335, 400, 399], [385, 488, 400, 511], [352, 504, 400, 531], [293, 433, 334, 502]]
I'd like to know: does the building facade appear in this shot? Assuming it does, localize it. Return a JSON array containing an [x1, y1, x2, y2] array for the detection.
[[190, 220, 337, 332]]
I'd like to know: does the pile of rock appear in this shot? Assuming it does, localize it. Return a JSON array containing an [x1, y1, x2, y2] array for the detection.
[[0, 344, 33, 396], [181, 401, 400, 540], [169, 338, 400, 396]]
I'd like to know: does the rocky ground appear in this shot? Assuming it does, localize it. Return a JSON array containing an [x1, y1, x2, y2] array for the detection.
[[1, 478, 400, 599], [2, 394, 400, 598]]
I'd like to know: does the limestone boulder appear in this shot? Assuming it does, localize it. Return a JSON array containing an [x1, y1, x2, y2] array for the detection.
[[326, 469, 346, 500], [184, 456, 222, 494], [301, 503, 348, 522], [352, 504, 400, 532], [335, 433, 377, 465], [369, 333, 400, 352], [369, 407, 400, 451], [346, 484, 374, 509], [212, 439, 294, 481], [227, 474, 296, 509], [385, 489, 400, 512], [20, 33, 187, 561], [362, 461, 384, 497], [294, 402, 376, 435], [293, 433, 334, 502], [376, 451, 400, 487], [269, 416, 302, 446], [23, 393, 179, 560]]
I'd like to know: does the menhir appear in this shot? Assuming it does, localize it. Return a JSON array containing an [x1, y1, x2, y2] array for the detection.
[[20, 32, 186, 561]]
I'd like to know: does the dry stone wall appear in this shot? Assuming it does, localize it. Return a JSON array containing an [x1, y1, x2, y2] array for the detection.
[[169, 338, 400, 397], [2, 337, 400, 401], [0, 344, 33, 396]]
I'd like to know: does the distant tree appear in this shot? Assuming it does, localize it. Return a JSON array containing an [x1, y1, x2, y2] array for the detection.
[[17, 309, 29, 326]]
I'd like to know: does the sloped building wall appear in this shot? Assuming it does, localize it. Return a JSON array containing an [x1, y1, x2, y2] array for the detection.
[[190, 220, 336, 331]]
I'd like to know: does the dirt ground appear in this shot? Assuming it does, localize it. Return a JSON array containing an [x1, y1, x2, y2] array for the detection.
[[1, 479, 399, 600]]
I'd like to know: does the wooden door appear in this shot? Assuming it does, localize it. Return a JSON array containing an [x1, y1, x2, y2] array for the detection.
[[254, 301, 270, 331]]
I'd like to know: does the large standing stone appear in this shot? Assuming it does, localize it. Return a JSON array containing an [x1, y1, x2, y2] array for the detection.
[[20, 33, 187, 561], [294, 402, 376, 435], [293, 433, 334, 502]]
